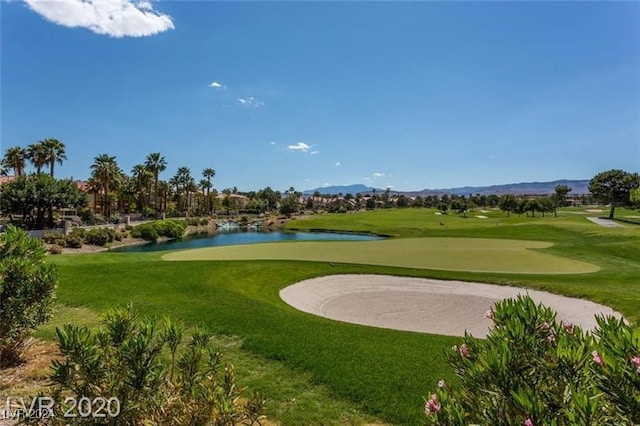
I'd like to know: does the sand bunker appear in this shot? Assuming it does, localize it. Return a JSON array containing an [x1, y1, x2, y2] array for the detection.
[[280, 275, 623, 337]]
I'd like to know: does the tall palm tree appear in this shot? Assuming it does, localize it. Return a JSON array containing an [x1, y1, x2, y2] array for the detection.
[[26, 142, 49, 174], [41, 138, 67, 177], [1, 146, 27, 177], [202, 168, 215, 214], [144, 153, 167, 215], [90, 154, 121, 218], [131, 164, 153, 213], [172, 167, 194, 215], [157, 180, 170, 214]]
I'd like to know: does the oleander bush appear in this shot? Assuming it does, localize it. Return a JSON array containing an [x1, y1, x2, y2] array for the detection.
[[423, 295, 640, 425], [0, 226, 57, 367], [46, 305, 266, 425]]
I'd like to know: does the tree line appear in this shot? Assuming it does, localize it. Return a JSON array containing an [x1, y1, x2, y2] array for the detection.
[[1, 139, 638, 228]]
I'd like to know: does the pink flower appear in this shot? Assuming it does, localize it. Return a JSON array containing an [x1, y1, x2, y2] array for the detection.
[[485, 309, 494, 320], [459, 344, 469, 357], [424, 394, 441, 415], [437, 379, 446, 388], [563, 322, 574, 334], [592, 351, 604, 366], [547, 334, 556, 344], [540, 322, 550, 331], [631, 356, 640, 367], [524, 418, 534, 426]]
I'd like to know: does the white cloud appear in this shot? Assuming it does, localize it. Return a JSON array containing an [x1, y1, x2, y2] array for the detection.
[[372, 172, 385, 177], [270, 141, 276, 145], [335, 161, 341, 167], [288, 142, 310, 152], [25, 0, 175, 38], [237, 97, 263, 107], [209, 81, 224, 89], [310, 150, 320, 155]]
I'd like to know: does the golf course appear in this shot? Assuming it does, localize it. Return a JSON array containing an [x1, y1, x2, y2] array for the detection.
[[43, 207, 639, 425]]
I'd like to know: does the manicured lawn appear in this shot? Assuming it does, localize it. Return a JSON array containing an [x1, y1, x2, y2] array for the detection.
[[164, 237, 599, 274], [45, 207, 640, 425]]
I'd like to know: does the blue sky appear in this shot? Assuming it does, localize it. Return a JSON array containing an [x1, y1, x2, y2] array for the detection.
[[2, 1, 639, 192]]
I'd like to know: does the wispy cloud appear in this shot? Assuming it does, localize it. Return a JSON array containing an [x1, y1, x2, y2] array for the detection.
[[335, 161, 341, 167], [209, 81, 225, 89], [237, 97, 263, 108], [25, 0, 175, 38], [310, 150, 320, 155], [288, 142, 311, 152], [372, 172, 385, 177]]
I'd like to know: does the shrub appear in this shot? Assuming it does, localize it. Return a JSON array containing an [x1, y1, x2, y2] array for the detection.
[[42, 231, 66, 247], [187, 217, 201, 226], [131, 224, 159, 240], [84, 227, 116, 246], [64, 233, 84, 248], [423, 295, 640, 425], [48, 305, 266, 425], [0, 226, 58, 367], [48, 245, 64, 255], [69, 227, 86, 239], [131, 220, 186, 241]]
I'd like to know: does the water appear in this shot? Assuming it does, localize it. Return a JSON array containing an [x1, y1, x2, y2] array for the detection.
[[111, 229, 383, 253]]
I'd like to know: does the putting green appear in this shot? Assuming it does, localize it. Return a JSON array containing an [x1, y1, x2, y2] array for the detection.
[[162, 237, 600, 274]]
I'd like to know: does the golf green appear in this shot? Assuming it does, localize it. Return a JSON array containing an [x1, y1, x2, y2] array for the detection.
[[163, 237, 600, 274]]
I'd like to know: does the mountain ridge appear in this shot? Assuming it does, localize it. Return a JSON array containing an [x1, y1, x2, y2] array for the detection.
[[304, 179, 590, 196]]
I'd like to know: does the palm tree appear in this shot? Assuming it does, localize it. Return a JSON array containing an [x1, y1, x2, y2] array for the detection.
[[90, 154, 121, 218], [144, 153, 167, 215], [202, 168, 215, 213], [1, 147, 27, 177], [157, 180, 170, 214], [86, 176, 101, 214], [26, 142, 48, 174], [131, 164, 153, 213], [41, 138, 67, 177]]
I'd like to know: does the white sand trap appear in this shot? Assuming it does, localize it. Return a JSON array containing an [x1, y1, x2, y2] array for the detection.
[[475, 215, 488, 219], [280, 275, 623, 338]]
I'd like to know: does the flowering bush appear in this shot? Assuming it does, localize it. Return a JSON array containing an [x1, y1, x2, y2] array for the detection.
[[423, 295, 640, 425]]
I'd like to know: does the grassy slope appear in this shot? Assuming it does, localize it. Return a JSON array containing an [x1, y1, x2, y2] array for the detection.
[[45, 207, 640, 425]]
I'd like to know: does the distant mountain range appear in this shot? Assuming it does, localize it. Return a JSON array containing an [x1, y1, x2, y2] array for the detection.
[[304, 180, 590, 196]]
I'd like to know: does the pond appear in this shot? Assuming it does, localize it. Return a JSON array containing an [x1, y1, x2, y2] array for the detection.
[[111, 229, 384, 253]]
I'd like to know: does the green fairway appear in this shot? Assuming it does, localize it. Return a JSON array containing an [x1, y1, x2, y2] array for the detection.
[[164, 237, 600, 274]]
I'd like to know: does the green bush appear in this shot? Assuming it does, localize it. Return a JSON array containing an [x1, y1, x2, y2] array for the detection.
[[69, 228, 86, 239], [48, 305, 266, 425], [131, 224, 159, 240], [423, 295, 640, 425], [0, 226, 58, 367], [42, 231, 67, 247], [131, 220, 186, 241], [64, 233, 84, 248], [84, 227, 116, 246]]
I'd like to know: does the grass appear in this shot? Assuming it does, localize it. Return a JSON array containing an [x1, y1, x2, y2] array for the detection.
[[40, 207, 640, 425], [164, 237, 599, 274]]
